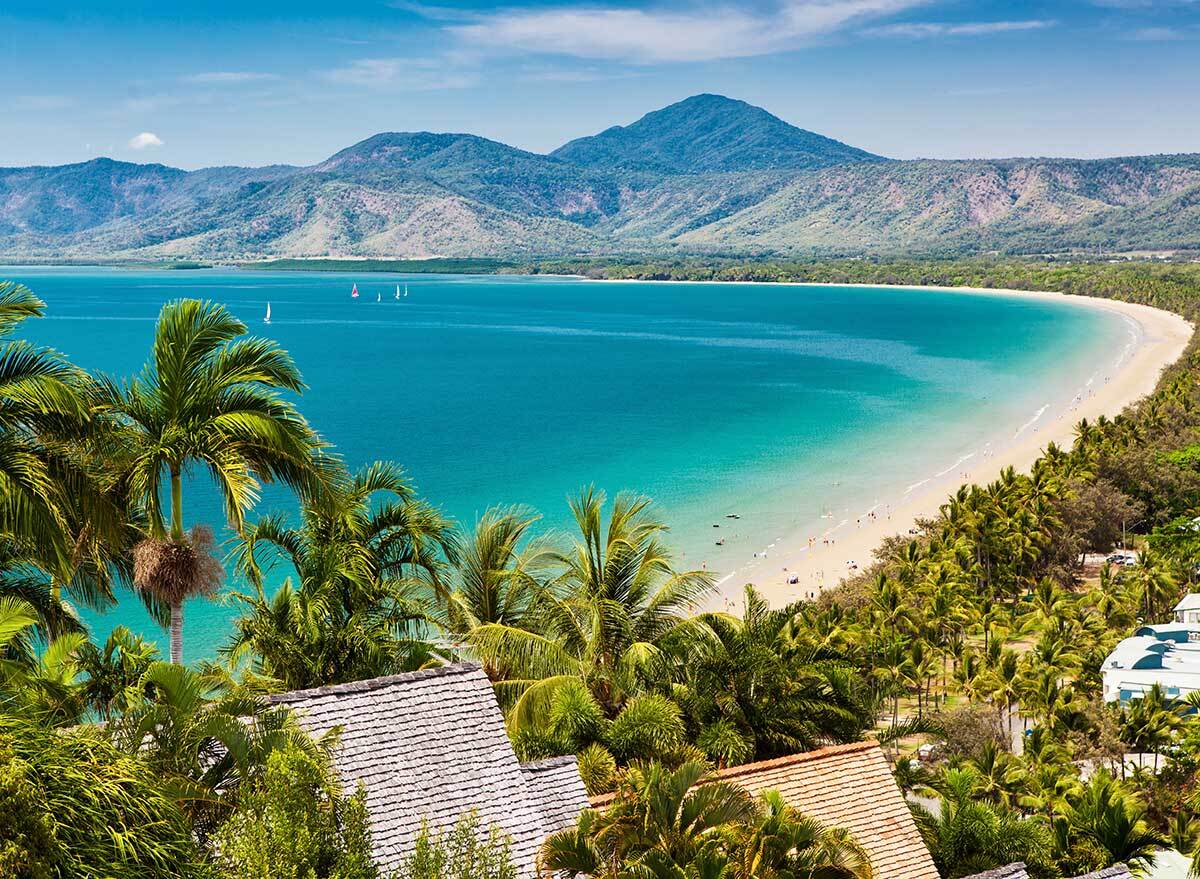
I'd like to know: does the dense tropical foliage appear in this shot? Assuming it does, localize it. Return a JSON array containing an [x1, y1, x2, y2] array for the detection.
[[7, 258, 1200, 877]]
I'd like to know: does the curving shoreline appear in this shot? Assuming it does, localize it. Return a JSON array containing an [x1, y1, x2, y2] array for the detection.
[[741, 287, 1192, 608], [582, 278, 1195, 609]]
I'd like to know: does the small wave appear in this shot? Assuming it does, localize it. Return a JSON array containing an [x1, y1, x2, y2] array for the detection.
[[1013, 404, 1049, 440], [934, 452, 976, 479]]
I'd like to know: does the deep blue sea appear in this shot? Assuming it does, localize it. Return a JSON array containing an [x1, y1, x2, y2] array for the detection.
[[2, 268, 1127, 661]]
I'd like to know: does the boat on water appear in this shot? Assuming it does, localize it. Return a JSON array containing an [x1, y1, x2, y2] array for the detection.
[[264, 302, 271, 324], [377, 292, 381, 303], [351, 284, 359, 299], [404, 285, 409, 297], [395, 285, 401, 300]]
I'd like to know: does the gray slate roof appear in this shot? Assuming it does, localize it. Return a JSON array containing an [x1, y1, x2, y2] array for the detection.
[[270, 663, 587, 877], [959, 863, 1030, 879], [521, 755, 592, 834], [1073, 867, 1133, 879], [963, 864, 1133, 879]]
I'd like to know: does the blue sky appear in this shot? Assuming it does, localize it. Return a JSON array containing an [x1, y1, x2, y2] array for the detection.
[[2, 0, 1198, 169]]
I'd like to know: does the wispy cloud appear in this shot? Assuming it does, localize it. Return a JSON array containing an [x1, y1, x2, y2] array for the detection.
[[446, 0, 930, 63], [864, 19, 1056, 38], [323, 57, 479, 89], [1089, 0, 1197, 8], [516, 66, 640, 83], [1125, 26, 1188, 40], [182, 71, 281, 84], [128, 132, 164, 150]]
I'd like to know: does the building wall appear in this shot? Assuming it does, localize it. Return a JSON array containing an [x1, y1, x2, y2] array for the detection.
[[1102, 667, 1200, 703]]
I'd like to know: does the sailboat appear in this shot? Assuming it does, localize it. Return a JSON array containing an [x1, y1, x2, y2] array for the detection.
[[404, 285, 409, 297], [264, 302, 271, 324], [395, 285, 401, 300], [376, 292, 381, 303], [351, 284, 359, 299]]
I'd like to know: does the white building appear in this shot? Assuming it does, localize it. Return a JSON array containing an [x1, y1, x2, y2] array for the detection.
[[1101, 623, 1200, 703], [1175, 594, 1200, 624]]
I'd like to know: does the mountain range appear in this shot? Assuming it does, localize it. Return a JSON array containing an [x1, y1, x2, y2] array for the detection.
[[3, 93, 1199, 261]]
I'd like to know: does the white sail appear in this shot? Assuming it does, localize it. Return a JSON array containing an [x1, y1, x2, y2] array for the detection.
[[264, 302, 271, 323], [395, 285, 401, 300]]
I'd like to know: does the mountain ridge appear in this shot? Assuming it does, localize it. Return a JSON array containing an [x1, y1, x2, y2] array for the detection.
[[2, 94, 1199, 259]]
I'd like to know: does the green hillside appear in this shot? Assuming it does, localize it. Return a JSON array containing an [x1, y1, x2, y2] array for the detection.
[[3, 95, 1200, 260]]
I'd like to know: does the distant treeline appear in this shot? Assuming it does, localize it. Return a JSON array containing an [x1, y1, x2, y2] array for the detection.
[[515, 256, 1200, 315], [239, 257, 513, 274]]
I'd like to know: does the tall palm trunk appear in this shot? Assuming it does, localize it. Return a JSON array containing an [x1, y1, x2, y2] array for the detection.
[[170, 599, 183, 664], [169, 464, 184, 664]]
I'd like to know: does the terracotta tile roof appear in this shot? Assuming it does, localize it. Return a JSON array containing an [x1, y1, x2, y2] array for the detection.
[[271, 663, 587, 878], [590, 741, 937, 879]]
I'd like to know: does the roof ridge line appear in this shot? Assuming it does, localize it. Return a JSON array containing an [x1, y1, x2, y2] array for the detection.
[[714, 740, 880, 780], [522, 755, 581, 771], [269, 662, 485, 704]]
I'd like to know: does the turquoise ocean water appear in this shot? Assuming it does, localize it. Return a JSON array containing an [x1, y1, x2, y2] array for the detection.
[[2, 268, 1129, 661]]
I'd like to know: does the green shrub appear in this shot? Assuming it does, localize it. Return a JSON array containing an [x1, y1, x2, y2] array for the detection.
[[395, 813, 515, 879], [0, 714, 206, 879], [214, 743, 376, 879]]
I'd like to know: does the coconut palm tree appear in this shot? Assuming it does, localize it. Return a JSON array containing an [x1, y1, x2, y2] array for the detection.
[[1057, 769, 1166, 871], [913, 766, 1056, 878], [442, 505, 556, 636], [98, 298, 327, 663], [0, 282, 137, 633], [676, 586, 873, 764], [543, 760, 756, 878], [733, 789, 873, 879], [541, 761, 871, 879], [468, 486, 714, 725], [0, 283, 91, 561], [111, 660, 330, 836], [225, 460, 457, 689]]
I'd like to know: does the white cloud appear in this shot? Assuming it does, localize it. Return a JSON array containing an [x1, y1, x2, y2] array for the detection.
[[447, 0, 930, 63], [1126, 26, 1186, 40], [128, 132, 164, 150], [323, 57, 479, 89], [864, 19, 1056, 38], [183, 71, 281, 84]]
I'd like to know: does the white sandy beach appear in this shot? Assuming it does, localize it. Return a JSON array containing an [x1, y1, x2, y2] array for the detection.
[[584, 278, 1192, 609], [669, 284, 1194, 609]]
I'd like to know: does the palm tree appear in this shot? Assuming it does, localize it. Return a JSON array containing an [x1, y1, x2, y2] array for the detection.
[[1057, 769, 1166, 871], [76, 625, 161, 721], [1128, 549, 1179, 622], [542, 761, 871, 879], [734, 789, 873, 879], [111, 660, 329, 836], [0, 283, 90, 561], [226, 461, 457, 689], [99, 298, 326, 663], [913, 766, 1056, 878], [543, 760, 756, 878], [678, 586, 872, 764], [0, 282, 134, 632], [0, 595, 91, 725], [442, 504, 555, 636], [468, 487, 714, 725]]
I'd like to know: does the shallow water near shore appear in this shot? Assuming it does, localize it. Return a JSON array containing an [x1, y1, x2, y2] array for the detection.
[[3, 267, 1128, 661]]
